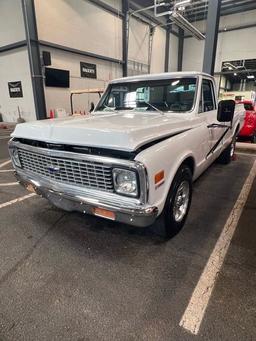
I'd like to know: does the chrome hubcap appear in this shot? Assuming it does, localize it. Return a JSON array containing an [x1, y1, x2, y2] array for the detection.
[[230, 139, 236, 157], [172, 181, 190, 222]]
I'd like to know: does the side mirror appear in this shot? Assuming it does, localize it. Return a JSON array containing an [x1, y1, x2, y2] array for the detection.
[[217, 100, 235, 122]]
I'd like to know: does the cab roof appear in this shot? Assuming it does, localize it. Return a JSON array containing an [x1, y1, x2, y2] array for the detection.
[[110, 71, 214, 84]]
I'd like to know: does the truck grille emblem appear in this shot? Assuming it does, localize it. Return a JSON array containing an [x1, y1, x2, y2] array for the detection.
[[47, 166, 61, 174]]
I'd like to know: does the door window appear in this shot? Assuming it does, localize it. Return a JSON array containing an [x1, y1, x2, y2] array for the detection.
[[200, 79, 216, 113]]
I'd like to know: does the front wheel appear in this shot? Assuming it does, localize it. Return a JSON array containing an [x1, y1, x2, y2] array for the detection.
[[163, 165, 192, 239]]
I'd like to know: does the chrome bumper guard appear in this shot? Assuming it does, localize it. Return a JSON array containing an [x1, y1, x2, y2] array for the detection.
[[15, 170, 158, 227]]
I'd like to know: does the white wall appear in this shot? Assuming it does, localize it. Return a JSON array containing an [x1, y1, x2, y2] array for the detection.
[[169, 33, 179, 72], [0, 0, 26, 46], [42, 47, 122, 115], [150, 26, 166, 73], [34, 0, 126, 116], [182, 38, 204, 71], [0, 0, 36, 122], [128, 17, 149, 65], [0, 47, 36, 122], [192, 9, 256, 32], [35, 0, 122, 61], [101, 0, 122, 11], [215, 27, 256, 71], [182, 9, 256, 73]]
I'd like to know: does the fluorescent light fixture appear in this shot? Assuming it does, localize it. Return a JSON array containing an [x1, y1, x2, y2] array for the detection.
[[154, 1, 171, 17], [154, 0, 192, 17], [174, 0, 191, 9], [247, 75, 255, 79], [171, 11, 205, 40], [133, 2, 166, 16]]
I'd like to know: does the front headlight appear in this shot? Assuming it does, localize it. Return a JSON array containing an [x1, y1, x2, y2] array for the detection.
[[113, 168, 138, 197], [10, 148, 21, 167]]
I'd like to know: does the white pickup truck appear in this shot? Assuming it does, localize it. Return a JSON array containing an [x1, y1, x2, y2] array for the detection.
[[9, 72, 244, 238]]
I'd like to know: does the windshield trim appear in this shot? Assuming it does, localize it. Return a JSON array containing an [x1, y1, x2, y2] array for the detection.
[[95, 76, 199, 114]]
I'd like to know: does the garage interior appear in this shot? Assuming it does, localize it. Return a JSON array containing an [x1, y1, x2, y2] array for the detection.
[[0, 1, 256, 340]]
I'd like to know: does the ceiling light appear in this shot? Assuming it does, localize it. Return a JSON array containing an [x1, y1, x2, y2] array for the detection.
[[174, 0, 191, 9], [154, 0, 172, 17], [247, 75, 255, 79], [234, 73, 237, 76], [171, 11, 205, 40]]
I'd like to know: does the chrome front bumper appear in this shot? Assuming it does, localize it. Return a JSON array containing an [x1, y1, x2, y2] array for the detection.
[[15, 170, 158, 227]]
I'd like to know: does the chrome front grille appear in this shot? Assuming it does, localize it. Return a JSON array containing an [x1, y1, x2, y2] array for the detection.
[[18, 148, 114, 192]]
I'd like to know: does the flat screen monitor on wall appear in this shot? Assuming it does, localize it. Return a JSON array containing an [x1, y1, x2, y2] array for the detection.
[[45, 67, 70, 88]]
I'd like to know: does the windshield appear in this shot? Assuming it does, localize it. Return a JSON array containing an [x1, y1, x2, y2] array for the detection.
[[244, 103, 254, 111], [96, 77, 197, 113]]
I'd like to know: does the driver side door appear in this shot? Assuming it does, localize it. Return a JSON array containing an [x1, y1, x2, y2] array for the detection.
[[199, 78, 226, 158]]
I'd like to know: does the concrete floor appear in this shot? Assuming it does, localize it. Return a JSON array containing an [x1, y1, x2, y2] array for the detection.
[[0, 136, 255, 341]]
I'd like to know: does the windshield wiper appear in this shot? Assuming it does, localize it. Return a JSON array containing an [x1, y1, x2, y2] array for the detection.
[[144, 101, 164, 115]]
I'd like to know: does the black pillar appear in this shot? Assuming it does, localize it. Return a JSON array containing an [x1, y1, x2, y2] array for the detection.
[[21, 0, 46, 120], [164, 28, 170, 72], [202, 0, 221, 75], [177, 28, 184, 71], [122, 0, 129, 77]]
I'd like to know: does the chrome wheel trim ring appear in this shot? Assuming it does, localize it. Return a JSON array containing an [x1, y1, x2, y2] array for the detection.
[[172, 180, 190, 223], [230, 139, 236, 158]]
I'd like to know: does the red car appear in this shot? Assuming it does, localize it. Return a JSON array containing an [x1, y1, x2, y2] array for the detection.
[[238, 100, 256, 143]]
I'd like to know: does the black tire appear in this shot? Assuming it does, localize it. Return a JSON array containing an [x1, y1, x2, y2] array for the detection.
[[217, 135, 236, 165], [163, 165, 192, 239], [251, 134, 256, 144]]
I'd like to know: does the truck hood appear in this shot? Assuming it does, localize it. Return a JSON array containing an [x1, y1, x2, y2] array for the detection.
[[12, 112, 194, 152]]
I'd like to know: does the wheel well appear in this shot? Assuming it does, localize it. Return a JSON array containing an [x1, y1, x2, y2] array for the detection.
[[182, 157, 195, 176]]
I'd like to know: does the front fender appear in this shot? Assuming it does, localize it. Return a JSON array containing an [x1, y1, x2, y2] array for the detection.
[[135, 131, 197, 215]]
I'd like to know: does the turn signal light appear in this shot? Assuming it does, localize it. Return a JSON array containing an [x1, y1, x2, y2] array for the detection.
[[94, 207, 115, 220], [155, 170, 165, 184]]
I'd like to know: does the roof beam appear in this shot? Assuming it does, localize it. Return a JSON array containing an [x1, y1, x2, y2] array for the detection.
[[129, 1, 167, 27], [215, 69, 256, 76], [0, 40, 27, 53], [184, 21, 256, 38], [39, 40, 124, 64], [188, 1, 256, 22], [186, 0, 254, 17]]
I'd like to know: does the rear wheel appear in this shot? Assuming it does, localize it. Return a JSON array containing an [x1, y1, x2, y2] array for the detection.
[[218, 135, 236, 164], [163, 165, 192, 239], [251, 134, 256, 144]]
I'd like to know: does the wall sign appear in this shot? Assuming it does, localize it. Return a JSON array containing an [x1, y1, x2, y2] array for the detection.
[[80, 62, 97, 79], [8, 81, 23, 98]]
